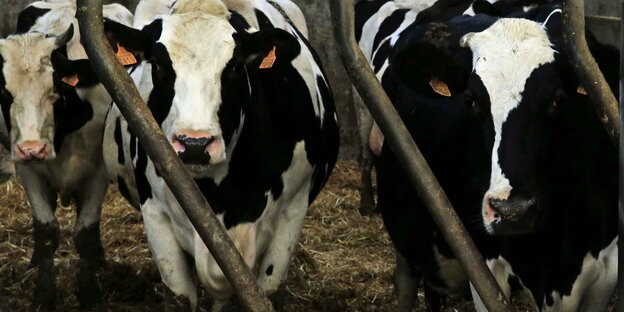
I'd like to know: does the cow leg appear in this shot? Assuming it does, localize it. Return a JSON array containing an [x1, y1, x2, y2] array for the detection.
[[394, 252, 419, 312], [470, 258, 512, 312], [358, 149, 376, 216], [142, 198, 197, 311], [424, 286, 442, 312], [256, 192, 308, 296], [19, 167, 59, 310], [354, 91, 377, 216], [73, 169, 108, 308]]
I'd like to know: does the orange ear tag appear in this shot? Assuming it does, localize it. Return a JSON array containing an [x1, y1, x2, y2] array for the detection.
[[62, 74, 79, 87], [429, 77, 452, 97], [116, 43, 137, 66], [577, 85, 587, 95], [259, 46, 277, 69]]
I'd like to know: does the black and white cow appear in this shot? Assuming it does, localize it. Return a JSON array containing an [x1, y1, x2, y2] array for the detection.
[[102, 0, 338, 309], [358, 1, 618, 311], [353, 0, 558, 216], [0, 1, 133, 309]]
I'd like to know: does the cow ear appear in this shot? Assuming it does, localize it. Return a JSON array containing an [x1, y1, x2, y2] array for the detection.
[[51, 49, 99, 88], [103, 19, 153, 60], [240, 28, 301, 69], [472, 0, 503, 17], [391, 42, 467, 97]]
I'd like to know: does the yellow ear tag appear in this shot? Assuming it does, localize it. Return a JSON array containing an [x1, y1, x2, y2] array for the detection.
[[429, 77, 451, 97], [116, 43, 137, 66], [62, 74, 79, 87], [259, 46, 277, 69], [577, 85, 587, 95]]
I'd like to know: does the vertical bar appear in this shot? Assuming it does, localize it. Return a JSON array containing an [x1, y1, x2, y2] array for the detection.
[[329, 1, 510, 311], [618, 2, 623, 312], [75, 1, 273, 311]]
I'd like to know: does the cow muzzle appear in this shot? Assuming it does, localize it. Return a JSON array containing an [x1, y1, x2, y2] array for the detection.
[[483, 195, 538, 235], [14, 140, 52, 161], [171, 131, 224, 165]]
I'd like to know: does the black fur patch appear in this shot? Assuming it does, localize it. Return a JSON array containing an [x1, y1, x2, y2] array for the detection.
[[16, 6, 50, 33], [114, 118, 125, 164]]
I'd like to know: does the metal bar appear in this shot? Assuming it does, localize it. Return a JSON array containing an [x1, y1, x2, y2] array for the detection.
[[617, 3, 623, 312], [329, 1, 510, 311], [562, 0, 620, 146], [75, 2, 273, 311]]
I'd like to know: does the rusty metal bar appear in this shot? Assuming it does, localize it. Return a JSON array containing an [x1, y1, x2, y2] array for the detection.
[[75, 2, 273, 311], [562, 0, 620, 145], [330, 1, 510, 311]]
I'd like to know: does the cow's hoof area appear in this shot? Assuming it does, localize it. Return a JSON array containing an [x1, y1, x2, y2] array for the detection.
[[32, 259, 56, 311], [76, 261, 102, 308], [358, 199, 378, 216], [164, 289, 192, 312]]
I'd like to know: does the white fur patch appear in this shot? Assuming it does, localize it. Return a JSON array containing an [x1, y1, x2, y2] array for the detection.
[[543, 237, 618, 311]]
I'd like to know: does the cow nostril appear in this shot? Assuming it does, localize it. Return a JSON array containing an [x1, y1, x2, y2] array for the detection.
[[177, 135, 216, 148], [488, 197, 534, 222], [205, 136, 215, 146], [488, 198, 505, 211]]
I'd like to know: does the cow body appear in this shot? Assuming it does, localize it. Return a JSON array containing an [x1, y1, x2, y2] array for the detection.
[[0, 1, 133, 309], [103, 0, 338, 309], [357, 1, 617, 311]]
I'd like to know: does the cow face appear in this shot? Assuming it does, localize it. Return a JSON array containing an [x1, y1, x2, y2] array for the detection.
[[0, 25, 90, 162], [104, 2, 300, 174], [459, 18, 565, 235], [392, 15, 574, 235]]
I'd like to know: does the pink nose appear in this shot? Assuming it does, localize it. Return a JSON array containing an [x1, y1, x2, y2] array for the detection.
[[15, 141, 48, 161], [483, 195, 501, 224]]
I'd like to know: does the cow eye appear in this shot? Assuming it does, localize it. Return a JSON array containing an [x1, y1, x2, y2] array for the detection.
[[464, 92, 481, 114], [548, 90, 566, 114]]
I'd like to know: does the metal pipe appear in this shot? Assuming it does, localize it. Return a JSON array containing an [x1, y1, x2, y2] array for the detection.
[[329, 1, 510, 311], [562, 0, 620, 146], [75, 2, 273, 311], [617, 2, 623, 311]]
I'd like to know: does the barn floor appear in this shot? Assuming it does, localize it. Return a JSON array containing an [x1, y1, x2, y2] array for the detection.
[[0, 161, 613, 311]]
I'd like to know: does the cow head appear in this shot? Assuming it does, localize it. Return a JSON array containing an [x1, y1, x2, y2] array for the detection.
[[392, 12, 592, 235], [458, 17, 569, 235], [103, 0, 300, 175], [0, 24, 95, 162]]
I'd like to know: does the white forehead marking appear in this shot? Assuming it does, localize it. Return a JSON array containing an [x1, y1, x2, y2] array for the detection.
[[156, 0, 236, 137], [465, 18, 556, 197], [0, 33, 57, 96]]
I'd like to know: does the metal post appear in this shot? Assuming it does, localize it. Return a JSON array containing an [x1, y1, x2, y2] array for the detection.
[[562, 0, 620, 146], [329, 1, 510, 311], [617, 3, 623, 312], [75, 2, 273, 311]]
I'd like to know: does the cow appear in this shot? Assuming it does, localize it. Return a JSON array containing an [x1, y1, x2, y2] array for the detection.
[[101, 0, 339, 309], [353, 0, 560, 216], [0, 1, 133, 309], [358, 1, 618, 311]]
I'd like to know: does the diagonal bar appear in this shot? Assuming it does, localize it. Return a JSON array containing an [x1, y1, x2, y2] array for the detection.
[[330, 1, 510, 311], [562, 0, 620, 146], [75, 1, 273, 311]]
